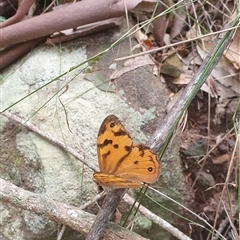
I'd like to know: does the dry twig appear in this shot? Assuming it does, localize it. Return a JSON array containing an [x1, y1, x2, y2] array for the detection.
[[0, 178, 147, 240], [0, 0, 142, 49]]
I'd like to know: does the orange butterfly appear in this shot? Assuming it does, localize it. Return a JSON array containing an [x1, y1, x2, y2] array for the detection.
[[93, 115, 160, 189]]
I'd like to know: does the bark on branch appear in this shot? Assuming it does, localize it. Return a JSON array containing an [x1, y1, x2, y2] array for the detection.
[[0, 178, 147, 240], [0, 0, 36, 28], [0, 0, 142, 49]]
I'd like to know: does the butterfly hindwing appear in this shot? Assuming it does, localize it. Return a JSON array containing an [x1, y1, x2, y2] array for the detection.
[[93, 173, 142, 189], [112, 144, 160, 184]]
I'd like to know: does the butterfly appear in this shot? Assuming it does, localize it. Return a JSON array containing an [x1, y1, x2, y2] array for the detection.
[[93, 115, 160, 189]]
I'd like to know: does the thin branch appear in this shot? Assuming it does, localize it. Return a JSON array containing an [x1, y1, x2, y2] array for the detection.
[[0, 178, 148, 240], [86, 189, 127, 240], [0, 38, 45, 71], [0, 0, 142, 49], [114, 26, 238, 62], [123, 194, 193, 240], [0, 0, 36, 28], [2, 111, 98, 172], [210, 120, 240, 240], [149, 187, 226, 240], [47, 18, 123, 45]]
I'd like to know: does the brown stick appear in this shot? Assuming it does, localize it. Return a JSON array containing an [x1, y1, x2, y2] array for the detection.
[[0, 178, 148, 240], [47, 18, 123, 45], [0, 38, 44, 70], [1, 112, 98, 172], [0, 0, 36, 28], [86, 189, 127, 240], [0, 0, 142, 49], [0, 18, 122, 70]]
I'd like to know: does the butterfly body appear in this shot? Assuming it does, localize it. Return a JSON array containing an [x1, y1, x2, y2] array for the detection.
[[94, 115, 160, 189]]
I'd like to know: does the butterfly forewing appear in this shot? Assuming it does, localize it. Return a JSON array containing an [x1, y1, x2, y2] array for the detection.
[[97, 115, 133, 173], [112, 144, 160, 184]]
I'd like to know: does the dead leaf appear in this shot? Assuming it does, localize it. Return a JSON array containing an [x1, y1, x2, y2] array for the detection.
[[49, 18, 123, 44], [171, 72, 215, 97], [224, 27, 240, 70], [131, 0, 157, 14], [110, 55, 156, 79], [212, 80, 239, 125], [85, 72, 115, 93], [212, 153, 230, 164], [197, 41, 240, 96], [169, 2, 187, 40], [196, 39, 240, 124], [152, 1, 173, 46]]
